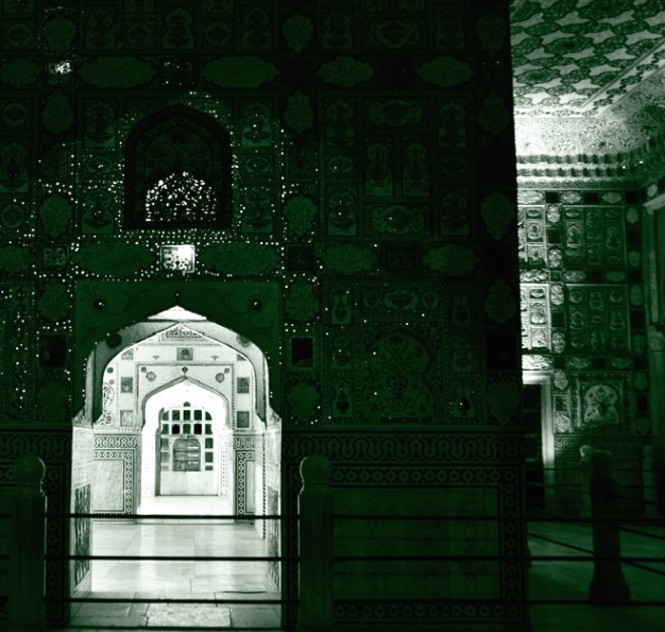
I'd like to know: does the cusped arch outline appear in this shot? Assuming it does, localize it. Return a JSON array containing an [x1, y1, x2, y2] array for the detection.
[[140, 375, 232, 431], [84, 314, 270, 423], [74, 280, 282, 421]]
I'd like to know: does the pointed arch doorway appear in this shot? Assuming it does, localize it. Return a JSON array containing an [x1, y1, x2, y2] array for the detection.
[[70, 305, 283, 627], [140, 377, 234, 517]]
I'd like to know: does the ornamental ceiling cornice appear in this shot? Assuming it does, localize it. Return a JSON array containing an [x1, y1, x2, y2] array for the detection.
[[511, 0, 665, 187]]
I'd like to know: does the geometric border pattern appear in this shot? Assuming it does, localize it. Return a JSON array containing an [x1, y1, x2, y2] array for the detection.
[[94, 433, 138, 515], [234, 435, 256, 518], [221, 445, 231, 496], [330, 466, 524, 626], [235, 450, 255, 517], [282, 431, 524, 463]]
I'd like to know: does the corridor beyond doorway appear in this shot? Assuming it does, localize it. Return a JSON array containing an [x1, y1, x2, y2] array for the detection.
[[72, 504, 279, 629]]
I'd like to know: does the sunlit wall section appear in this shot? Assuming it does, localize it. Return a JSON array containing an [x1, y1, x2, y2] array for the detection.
[[518, 188, 651, 514]]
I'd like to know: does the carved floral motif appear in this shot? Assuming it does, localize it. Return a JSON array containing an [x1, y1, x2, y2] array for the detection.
[[285, 280, 319, 323], [287, 381, 319, 423], [284, 90, 313, 133], [417, 57, 472, 87], [79, 56, 156, 87], [200, 243, 279, 275], [73, 243, 156, 276], [284, 194, 316, 236], [361, 330, 434, 418], [281, 14, 313, 53], [42, 90, 74, 134], [39, 193, 72, 238], [201, 57, 279, 87], [423, 245, 477, 275], [0, 245, 34, 272], [317, 57, 374, 87], [321, 244, 377, 274], [38, 282, 71, 321], [481, 192, 514, 240], [479, 92, 510, 135]]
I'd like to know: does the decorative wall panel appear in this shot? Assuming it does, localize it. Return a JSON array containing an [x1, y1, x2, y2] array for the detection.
[[519, 188, 651, 515], [93, 434, 138, 515]]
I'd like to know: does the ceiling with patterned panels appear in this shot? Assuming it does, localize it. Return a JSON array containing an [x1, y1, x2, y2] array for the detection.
[[510, 0, 665, 168]]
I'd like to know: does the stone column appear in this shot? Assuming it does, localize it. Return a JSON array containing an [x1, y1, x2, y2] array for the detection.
[[643, 445, 659, 519], [8, 455, 47, 632], [298, 454, 333, 632], [579, 445, 593, 518], [588, 450, 630, 603]]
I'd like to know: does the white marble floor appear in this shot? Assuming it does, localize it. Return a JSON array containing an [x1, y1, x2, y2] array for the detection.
[[71, 496, 281, 629], [64, 511, 664, 631]]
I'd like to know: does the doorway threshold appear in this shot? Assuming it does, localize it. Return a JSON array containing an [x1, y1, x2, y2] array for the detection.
[[66, 594, 282, 630], [137, 496, 235, 524]]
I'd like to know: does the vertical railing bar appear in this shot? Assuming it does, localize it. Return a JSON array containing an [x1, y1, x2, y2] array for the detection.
[[8, 455, 47, 632], [297, 454, 333, 632], [589, 450, 631, 603]]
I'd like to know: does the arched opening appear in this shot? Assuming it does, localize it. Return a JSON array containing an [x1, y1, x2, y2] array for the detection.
[[123, 104, 233, 229], [70, 307, 282, 627]]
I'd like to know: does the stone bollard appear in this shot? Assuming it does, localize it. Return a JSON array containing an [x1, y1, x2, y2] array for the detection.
[[298, 455, 333, 632], [8, 455, 47, 632], [642, 446, 658, 519], [588, 450, 630, 603], [579, 445, 593, 518]]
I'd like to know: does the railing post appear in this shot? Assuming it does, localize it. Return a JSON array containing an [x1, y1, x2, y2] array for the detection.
[[642, 445, 658, 519], [8, 455, 47, 632], [298, 454, 333, 632], [579, 445, 593, 518], [588, 450, 630, 603]]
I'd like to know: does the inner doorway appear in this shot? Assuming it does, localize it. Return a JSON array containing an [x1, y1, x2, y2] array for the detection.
[[140, 378, 234, 515], [522, 373, 555, 513], [71, 308, 282, 628]]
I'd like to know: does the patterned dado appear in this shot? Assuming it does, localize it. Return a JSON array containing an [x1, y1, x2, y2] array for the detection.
[[552, 433, 651, 515], [93, 434, 138, 515], [73, 484, 90, 587], [235, 449, 255, 517], [282, 430, 526, 630]]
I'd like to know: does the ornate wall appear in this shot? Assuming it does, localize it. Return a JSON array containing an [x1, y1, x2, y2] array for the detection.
[[518, 188, 652, 513], [0, 1, 524, 629]]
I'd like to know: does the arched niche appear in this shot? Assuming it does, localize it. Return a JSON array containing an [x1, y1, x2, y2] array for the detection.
[[124, 103, 232, 229], [140, 374, 231, 428]]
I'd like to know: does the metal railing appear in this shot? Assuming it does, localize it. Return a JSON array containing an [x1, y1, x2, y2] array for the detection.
[[525, 448, 664, 606], [1, 451, 663, 631]]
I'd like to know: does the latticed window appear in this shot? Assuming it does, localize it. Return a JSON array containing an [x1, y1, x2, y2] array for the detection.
[[159, 403, 215, 471], [145, 171, 218, 223], [124, 104, 232, 229]]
